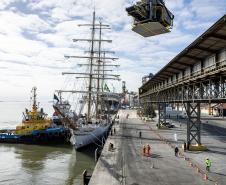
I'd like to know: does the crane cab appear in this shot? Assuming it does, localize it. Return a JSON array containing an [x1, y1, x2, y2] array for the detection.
[[126, 0, 174, 37]]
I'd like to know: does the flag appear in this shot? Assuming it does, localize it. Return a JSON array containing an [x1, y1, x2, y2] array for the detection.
[[53, 94, 59, 102], [103, 83, 110, 92]]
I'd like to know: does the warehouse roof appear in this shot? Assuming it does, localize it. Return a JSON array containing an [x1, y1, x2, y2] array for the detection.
[[141, 14, 226, 91]]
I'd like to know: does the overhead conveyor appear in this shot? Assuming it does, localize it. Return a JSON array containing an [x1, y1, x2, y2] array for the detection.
[[126, 0, 174, 37]]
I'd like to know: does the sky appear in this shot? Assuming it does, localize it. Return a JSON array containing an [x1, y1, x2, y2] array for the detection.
[[0, 0, 226, 102]]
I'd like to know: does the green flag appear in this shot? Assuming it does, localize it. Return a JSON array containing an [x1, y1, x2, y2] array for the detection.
[[103, 83, 110, 92]]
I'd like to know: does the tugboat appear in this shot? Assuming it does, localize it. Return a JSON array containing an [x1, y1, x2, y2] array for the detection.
[[0, 87, 70, 145]]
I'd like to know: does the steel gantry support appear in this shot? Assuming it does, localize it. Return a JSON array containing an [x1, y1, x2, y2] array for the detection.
[[184, 102, 201, 149], [139, 15, 226, 151], [140, 76, 226, 150], [158, 103, 166, 128]]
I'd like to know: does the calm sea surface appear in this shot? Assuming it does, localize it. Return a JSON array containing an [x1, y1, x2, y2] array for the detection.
[[0, 101, 95, 185]]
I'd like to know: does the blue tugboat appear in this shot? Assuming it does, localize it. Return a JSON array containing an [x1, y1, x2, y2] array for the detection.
[[0, 87, 70, 145]]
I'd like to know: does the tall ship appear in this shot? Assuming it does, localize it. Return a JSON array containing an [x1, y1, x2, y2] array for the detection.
[[53, 11, 121, 150], [0, 87, 70, 145]]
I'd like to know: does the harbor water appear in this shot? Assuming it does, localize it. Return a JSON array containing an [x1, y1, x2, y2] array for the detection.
[[0, 101, 96, 185]]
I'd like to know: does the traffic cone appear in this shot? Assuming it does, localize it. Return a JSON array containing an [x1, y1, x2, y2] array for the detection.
[[203, 174, 208, 180]]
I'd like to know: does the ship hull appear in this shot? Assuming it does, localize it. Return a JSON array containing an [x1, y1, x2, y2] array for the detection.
[[73, 124, 111, 150], [0, 127, 70, 145]]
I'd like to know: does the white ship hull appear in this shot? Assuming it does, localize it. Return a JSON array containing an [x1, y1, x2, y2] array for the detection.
[[70, 124, 111, 150]]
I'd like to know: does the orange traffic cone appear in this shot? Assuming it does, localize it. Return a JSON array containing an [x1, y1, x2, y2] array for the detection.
[[203, 174, 208, 180]]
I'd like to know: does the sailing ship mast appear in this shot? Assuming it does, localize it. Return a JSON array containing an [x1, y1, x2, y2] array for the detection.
[[58, 11, 120, 122]]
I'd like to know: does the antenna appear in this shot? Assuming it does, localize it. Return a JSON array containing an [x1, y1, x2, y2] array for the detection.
[[91, 0, 96, 10]]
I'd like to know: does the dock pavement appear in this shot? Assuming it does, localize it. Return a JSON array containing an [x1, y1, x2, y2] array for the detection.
[[89, 110, 215, 185]]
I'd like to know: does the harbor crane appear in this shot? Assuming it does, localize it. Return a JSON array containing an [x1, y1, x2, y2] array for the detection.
[[126, 0, 174, 37]]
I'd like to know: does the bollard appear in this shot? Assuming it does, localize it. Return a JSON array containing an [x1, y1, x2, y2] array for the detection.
[[108, 143, 114, 151]]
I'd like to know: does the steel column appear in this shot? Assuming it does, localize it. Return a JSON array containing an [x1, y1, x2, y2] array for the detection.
[[158, 103, 166, 128], [184, 102, 201, 149]]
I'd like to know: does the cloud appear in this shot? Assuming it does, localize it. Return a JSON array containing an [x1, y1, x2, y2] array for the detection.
[[190, 0, 226, 20], [0, 0, 225, 101], [0, 10, 51, 35], [0, 0, 19, 10]]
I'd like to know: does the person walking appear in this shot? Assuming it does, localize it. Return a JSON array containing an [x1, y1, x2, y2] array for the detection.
[[183, 142, 186, 152], [146, 144, 151, 156], [113, 127, 116, 134], [175, 146, 179, 157], [205, 158, 212, 172]]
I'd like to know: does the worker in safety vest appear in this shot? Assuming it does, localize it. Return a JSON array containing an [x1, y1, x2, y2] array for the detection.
[[205, 158, 212, 172], [146, 144, 151, 155], [142, 145, 146, 155]]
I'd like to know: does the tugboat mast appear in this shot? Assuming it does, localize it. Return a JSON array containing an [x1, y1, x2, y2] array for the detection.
[[32, 87, 38, 111]]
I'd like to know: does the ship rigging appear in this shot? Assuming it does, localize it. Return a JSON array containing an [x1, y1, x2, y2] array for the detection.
[[53, 11, 121, 149]]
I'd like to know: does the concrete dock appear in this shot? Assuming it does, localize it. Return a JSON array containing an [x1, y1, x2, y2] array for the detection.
[[89, 110, 225, 185]]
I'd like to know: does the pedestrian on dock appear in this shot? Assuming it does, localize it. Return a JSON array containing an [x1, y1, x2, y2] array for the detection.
[[183, 142, 186, 152], [146, 144, 151, 156], [113, 127, 116, 134], [175, 146, 179, 157], [139, 131, 142, 138], [108, 142, 114, 151], [205, 158, 212, 172], [142, 145, 146, 156]]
